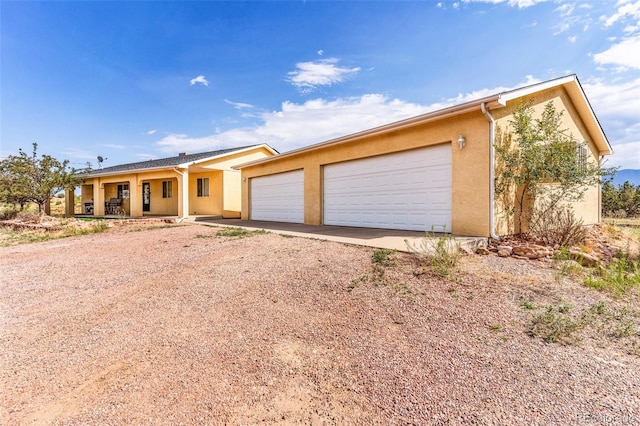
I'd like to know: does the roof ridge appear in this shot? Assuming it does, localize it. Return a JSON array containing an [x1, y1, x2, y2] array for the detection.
[[86, 144, 260, 176]]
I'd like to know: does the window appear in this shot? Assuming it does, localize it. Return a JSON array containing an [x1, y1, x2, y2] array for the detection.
[[575, 142, 589, 173], [117, 184, 129, 199], [197, 178, 209, 197], [162, 180, 173, 198]]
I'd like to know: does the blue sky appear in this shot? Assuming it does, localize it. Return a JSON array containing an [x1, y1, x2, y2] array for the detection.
[[1, 0, 639, 170]]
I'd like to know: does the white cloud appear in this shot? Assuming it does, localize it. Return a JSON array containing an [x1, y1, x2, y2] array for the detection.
[[154, 75, 543, 156], [103, 144, 126, 150], [287, 58, 361, 93], [593, 34, 640, 70], [135, 153, 159, 161], [189, 75, 209, 86], [602, 0, 640, 27], [151, 75, 637, 168], [582, 77, 640, 168], [556, 3, 574, 16], [568, 35, 577, 43], [61, 148, 96, 160], [317, 50, 324, 56], [156, 94, 429, 154], [607, 141, 640, 169], [225, 99, 254, 110], [462, 0, 550, 9], [147, 129, 157, 135]]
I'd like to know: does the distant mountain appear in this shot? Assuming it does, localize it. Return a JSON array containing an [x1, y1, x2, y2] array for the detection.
[[608, 169, 640, 186]]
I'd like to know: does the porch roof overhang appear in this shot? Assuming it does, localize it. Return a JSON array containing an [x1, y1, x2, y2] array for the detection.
[[81, 144, 278, 179], [235, 75, 612, 170]]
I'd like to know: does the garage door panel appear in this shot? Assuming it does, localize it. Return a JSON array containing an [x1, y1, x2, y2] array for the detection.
[[250, 170, 304, 223], [323, 145, 451, 231]]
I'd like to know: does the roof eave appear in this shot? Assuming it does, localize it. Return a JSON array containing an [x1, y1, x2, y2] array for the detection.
[[498, 75, 612, 156], [81, 165, 179, 178], [181, 144, 278, 168], [565, 79, 613, 156]]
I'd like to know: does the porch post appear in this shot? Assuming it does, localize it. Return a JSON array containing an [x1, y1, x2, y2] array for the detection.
[[178, 170, 189, 218], [94, 180, 104, 215], [64, 188, 75, 217], [129, 177, 141, 217]]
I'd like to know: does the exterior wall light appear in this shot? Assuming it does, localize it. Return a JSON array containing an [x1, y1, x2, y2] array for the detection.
[[457, 134, 466, 149]]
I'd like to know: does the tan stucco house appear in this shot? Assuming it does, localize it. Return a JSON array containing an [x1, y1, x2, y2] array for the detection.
[[236, 75, 612, 237], [75, 144, 276, 218]]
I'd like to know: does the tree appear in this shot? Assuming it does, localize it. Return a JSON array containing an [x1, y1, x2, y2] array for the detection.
[[0, 143, 86, 214], [602, 180, 640, 217], [494, 101, 614, 237]]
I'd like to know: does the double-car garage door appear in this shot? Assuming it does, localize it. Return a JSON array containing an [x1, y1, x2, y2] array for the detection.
[[250, 144, 451, 231]]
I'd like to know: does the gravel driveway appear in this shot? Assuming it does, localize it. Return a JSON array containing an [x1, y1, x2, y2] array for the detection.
[[1, 223, 639, 425]]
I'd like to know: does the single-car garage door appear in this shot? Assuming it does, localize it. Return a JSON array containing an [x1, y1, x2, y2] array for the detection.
[[323, 144, 451, 231], [250, 170, 304, 223]]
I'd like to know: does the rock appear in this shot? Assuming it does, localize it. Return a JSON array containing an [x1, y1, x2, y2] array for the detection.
[[512, 245, 552, 259], [497, 250, 511, 258], [496, 245, 513, 257], [476, 247, 490, 255], [458, 246, 474, 256], [569, 250, 600, 267]]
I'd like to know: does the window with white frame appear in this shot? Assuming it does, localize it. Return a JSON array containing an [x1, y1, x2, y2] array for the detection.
[[197, 177, 210, 197], [162, 180, 173, 198]]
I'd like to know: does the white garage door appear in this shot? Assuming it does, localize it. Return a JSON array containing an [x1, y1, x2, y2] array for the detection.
[[323, 144, 451, 231], [250, 170, 304, 223]]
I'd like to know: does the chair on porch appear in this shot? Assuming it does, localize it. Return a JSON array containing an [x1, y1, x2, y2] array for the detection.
[[105, 198, 122, 215]]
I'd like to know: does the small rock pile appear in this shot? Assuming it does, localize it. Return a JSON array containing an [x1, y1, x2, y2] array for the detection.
[[476, 241, 554, 262], [474, 223, 635, 267]]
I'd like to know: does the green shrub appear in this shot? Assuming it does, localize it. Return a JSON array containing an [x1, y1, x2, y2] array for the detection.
[[529, 304, 581, 344], [372, 248, 395, 266], [406, 229, 461, 278], [0, 207, 19, 220], [584, 254, 640, 298], [552, 246, 583, 284]]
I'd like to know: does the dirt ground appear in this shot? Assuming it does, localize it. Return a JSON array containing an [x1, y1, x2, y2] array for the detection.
[[1, 222, 639, 425]]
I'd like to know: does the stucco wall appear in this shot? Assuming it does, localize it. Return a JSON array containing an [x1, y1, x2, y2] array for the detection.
[[492, 86, 602, 234], [145, 178, 178, 215], [188, 171, 222, 215], [82, 170, 181, 216], [223, 170, 242, 217]]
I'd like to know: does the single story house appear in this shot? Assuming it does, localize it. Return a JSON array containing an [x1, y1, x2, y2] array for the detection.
[[235, 75, 612, 237], [74, 144, 277, 218]]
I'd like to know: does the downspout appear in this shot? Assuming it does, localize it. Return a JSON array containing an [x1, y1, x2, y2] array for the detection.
[[598, 155, 604, 224], [173, 167, 187, 223], [481, 102, 500, 240]]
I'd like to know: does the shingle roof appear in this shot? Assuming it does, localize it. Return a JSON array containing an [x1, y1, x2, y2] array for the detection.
[[85, 145, 259, 176]]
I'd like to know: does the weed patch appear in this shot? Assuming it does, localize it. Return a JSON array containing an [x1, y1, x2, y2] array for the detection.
[[0, 221, 109, 246], [552, 246, 583, 284], [584, 254, 640, 298], [372, 248, 396, 266], [520, 299, 535, 310], [405, 229, 461, 278], [528, 298, 639, 354], [215, 227, 269, 238], [529, 303, 581, 344]]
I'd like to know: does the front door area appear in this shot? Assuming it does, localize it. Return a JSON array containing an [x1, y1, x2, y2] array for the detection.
[[143, 182, 150, 212]]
